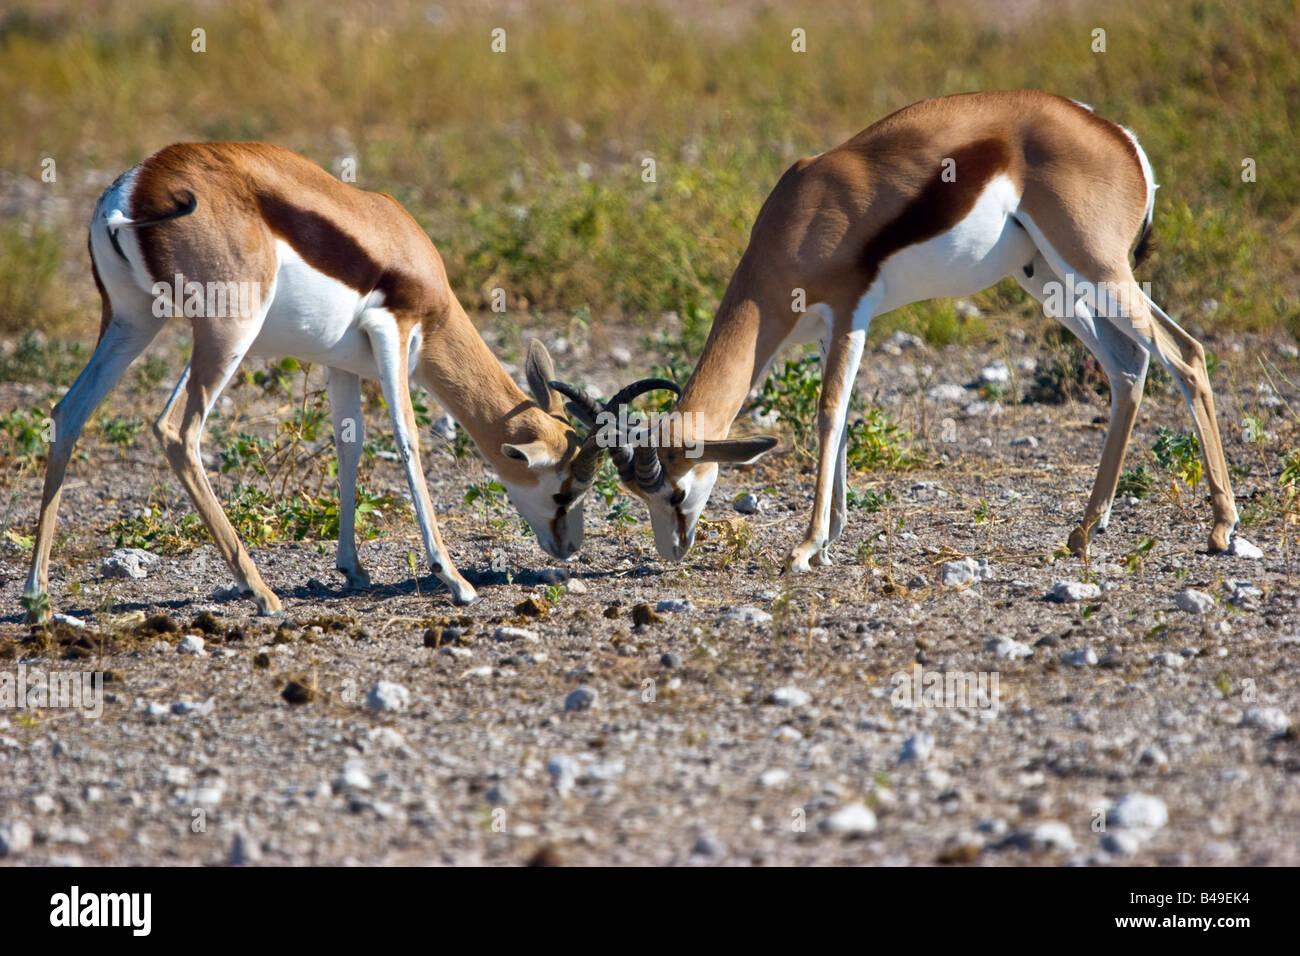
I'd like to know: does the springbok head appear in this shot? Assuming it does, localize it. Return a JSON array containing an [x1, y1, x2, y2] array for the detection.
[[550, 375, 776, 561], [500, 341, 682, 560]]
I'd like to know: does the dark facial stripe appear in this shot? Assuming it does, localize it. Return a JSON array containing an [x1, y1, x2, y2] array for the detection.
[[548, 473, 576, 546]]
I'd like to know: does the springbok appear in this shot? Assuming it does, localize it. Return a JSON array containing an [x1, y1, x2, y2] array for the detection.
[[606, 90, 1238, 569], [21, 142, 669, 620]]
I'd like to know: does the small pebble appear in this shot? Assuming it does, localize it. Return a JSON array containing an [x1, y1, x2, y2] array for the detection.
[[564, 686, 598, 712], [366, 682, 411, 714]]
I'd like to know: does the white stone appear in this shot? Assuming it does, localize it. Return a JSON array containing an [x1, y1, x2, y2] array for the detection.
[[926, 383, 968, 404], [986, 637, 1032, 660], [0, 820, 33, 856], [720, 607, 772, 625], [1049, 581, 1101, 602], [1111, 793, 1169, 831], [30, 794, 57, 815], [366, 681, 411, 713], [769, 687, 811, 708], [1062, 647, 1099, 667], [656, 598, 694, 613], [1228, 537, 1263, 559], [101, 548, 159, 580], [172, 698, 214, 716], [819, 803, 878, 835], [979, 361, 1010, 384], [547, 754, 578, 793], [333, 761, 372, 794], [1242, 707, 1291, 734], [564, 686, 598, 712], [941, 557, 981, 589], [757, 769, 790, 788], [898, 731, 935, 763], [430, 413, 458, 442], [1101, 830, 1143, 857], [177, 634, 206, 656], [963, 400, 1003, 418], [1174, 589, 1215, 614], [1030, 821, 1076, 852]]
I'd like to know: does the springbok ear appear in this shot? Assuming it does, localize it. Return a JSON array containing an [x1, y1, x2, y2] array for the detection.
[[695, 435, 778, 465], [501, 440, 557, 470], [524, 340, 564, 416]]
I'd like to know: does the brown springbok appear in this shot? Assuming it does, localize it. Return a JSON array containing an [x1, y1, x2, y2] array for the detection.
[[21, 142, 668, 619], [606, 90, 1238, 569]]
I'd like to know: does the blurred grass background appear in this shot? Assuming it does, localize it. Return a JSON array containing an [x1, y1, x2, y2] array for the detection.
[[0, 0, 1296, 350]]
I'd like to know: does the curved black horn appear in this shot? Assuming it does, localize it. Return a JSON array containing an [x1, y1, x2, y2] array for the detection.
[[569, 435, 603, 485], [549, 382, 612, 485], [605, 378, 681, 411], [607, 379, 678, 490], [633, 444, 665, 491], [551, 378, 681, 488], [548, 380, 602, 427]]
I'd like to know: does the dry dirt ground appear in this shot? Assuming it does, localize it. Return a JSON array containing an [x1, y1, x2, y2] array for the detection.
[[1, 320, 1297, 866]]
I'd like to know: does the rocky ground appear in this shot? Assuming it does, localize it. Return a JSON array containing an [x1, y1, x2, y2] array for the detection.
[[1, 319, 1297, 866]]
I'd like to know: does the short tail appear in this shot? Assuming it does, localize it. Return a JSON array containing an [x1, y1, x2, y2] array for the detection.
[[1132, 210, 1154, 268], [104, 190, 197, 261], [106, 190, 197, 230]]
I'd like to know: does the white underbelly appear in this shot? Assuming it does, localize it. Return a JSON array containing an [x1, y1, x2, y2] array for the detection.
[[875, 173, 1035, 315], [249, 240, 379, 376]]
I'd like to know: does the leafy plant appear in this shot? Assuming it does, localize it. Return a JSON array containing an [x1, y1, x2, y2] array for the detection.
[[99, 415, 143, 456], [1122, 535, 1157, 576], [0, 330, 89, 387], [1116, 465, 1153, 499], [847, 487, 894, 513], [465, 479, 514, 530], [754, 354, 822, 457], [846, 405, 919, 471], [695, 515, 753, 569], [0, 407, 51, 471], [1152, 427, 1203, 488], [756, 355, 918, 470]]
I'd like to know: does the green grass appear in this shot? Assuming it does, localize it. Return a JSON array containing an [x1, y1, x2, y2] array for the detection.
[[0, 0, 1295, 342], [754, 353, 918, 469]]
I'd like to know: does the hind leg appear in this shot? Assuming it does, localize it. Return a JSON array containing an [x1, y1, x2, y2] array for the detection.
[[1071, 318, 1148, 549], [23, 313, 165, 621], [1016, 253, 1150, 555], [154, 300, 281, 614], [325, 366, 371, 587], [1107, 277, 1237, 550]]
